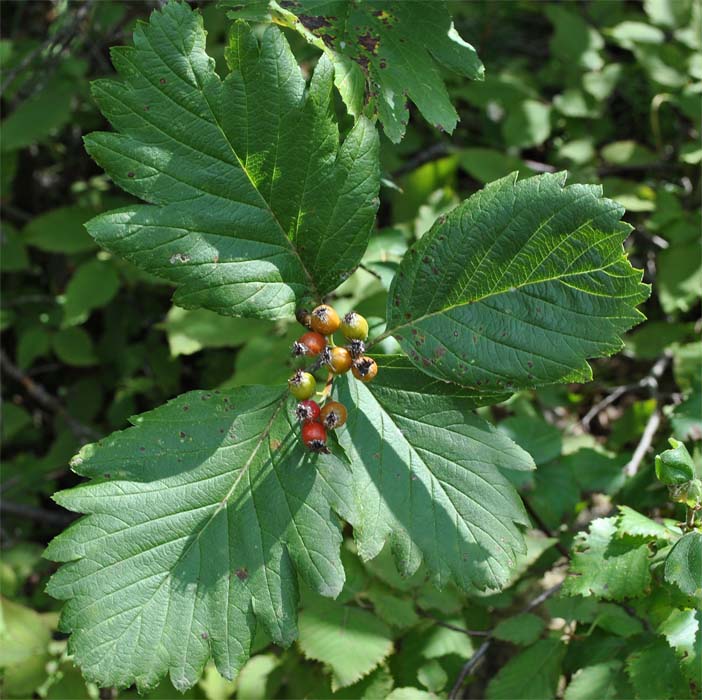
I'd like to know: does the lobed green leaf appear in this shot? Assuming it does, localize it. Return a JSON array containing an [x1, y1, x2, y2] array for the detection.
[[44, 386, 352, 691], [85, 3, 379, 321]]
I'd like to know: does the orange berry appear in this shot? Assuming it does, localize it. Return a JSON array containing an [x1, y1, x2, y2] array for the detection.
[[310, 304, 341, 335], [352, 357, 378, 383]]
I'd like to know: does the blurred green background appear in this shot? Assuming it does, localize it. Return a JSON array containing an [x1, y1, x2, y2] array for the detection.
[[1, 1, 700, 698]]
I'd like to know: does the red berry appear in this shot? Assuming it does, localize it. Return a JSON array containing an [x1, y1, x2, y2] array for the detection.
[[301, 421, 328, 452], [296, 400, 321, 423], [320, 401, 348, 429], [292, 331, 327, 357]]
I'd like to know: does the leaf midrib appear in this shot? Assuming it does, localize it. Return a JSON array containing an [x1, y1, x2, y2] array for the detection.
[[135, 25, 322, 302], [372, 256, 626, 348]]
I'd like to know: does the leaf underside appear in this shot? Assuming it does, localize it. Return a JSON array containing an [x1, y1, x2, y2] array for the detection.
[[85, 2, 379, 321], [336, 355, 534, 593], [44, 358, 533, 691], [45, 387, 353, 691], [384, 172, 649, 390], [223, 0, 484, 143]]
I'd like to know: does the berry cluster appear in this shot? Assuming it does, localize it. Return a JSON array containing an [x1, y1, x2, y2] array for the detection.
[[288, 304, 377, 452]]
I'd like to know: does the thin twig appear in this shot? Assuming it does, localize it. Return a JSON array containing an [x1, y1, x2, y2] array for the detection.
[[579, 353, 671, 432], [358, 263, 383, 281], [624, 409, 662, 477], [417, 611, 490, 638], [0, 499, 76, 526], [449, 640, 491, 699], [0, 348, 100, 442], [448, 582, 564, 699], [392, 142, 453, 178], [623, 353, 671, 477]]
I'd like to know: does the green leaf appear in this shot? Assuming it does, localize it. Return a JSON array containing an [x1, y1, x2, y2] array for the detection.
[[297, 597, 393, 691], [17, 326, 52, 370], [0, 79, 74, 152], [23, 206, 97, 254], [61, 259, 120, 327], [664, 532, 702, 597], [616, 506, 677, 541], [502, 100, 552, 148], [199, 662, 238, 700], [1, 402, 32, 443], [655, 438, 696, 485], [626, 639, 691, 700], [335, 355, 531, 592], [160, 306, 272, 357], [546, 5, 604, 70], [486, 638, 565, 700], [383, 172, 648, 390], [564, 661, 625, 700], [366, 582, 420, 630], [421, 619, 474, 659], [0, 597, 52, 697], [85, 4, 379, 320], [493, 613, 546, 646], [417, 659, 447, 692], [497, 416, 562, 466], [658, 608, 702, 687], [45, 386, 353, 691], [52, 327, 98, 367], [386, 689, 436, 700], [232, 653, 279, 700], [657, 237, 702, 314], [568, 448, 627, 495], [0, 222, 29, 271], [563, 517, 652, 601], [458, 148, 532, 184], [670, 388, 702, 442], [224, 1, 484, 143]]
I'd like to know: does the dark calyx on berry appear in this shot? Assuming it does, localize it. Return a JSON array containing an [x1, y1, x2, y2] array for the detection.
[[301, 421, 328, 453], [310, 304, 341, 335], [292, 331, 326, 357], [340, 311, 369, 341], [288, 369, 316, 400], [352, 356, 378, 383], [296, 399, 320, 423], [347, 339, 365, 359], [320, 401, 347, 429]]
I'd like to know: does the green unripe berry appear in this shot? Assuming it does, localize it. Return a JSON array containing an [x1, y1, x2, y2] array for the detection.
[[288, 370, 316, 400], [341, 311, 369, 341]]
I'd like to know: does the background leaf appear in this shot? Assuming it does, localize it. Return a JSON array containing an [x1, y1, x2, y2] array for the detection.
[[224, 0, 484, 143]]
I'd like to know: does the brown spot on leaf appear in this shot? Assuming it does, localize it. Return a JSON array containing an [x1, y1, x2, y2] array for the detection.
[[235, 568, 248, 581], [298, 14, 330, 31], [358, 32, 379, 54]]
